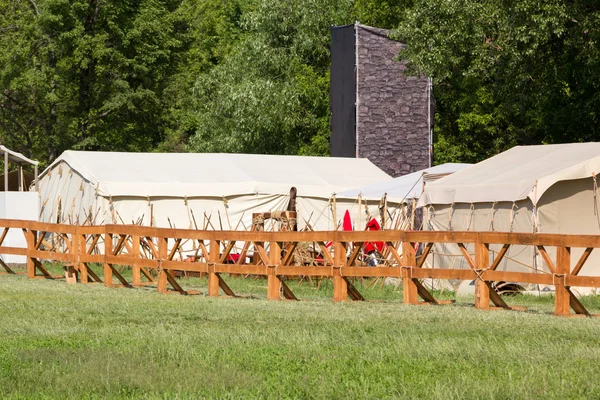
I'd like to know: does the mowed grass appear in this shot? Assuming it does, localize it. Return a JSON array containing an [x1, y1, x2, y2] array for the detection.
[[1, 267, 600, 399]]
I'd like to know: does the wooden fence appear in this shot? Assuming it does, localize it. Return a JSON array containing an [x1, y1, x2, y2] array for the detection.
[[1, 218, 599, 317]]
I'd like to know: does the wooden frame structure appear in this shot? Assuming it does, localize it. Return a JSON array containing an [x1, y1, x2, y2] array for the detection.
[[1, 218, 600, 317], [0, 146, 39, 192]]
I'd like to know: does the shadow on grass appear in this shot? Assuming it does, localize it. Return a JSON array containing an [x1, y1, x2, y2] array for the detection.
[[13, 261, 600, 316]]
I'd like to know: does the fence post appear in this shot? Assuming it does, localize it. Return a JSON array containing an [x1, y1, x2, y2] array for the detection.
[[474, 241, 490, 309], [402, 241, 418, 304], [208, 239, 219, 296], [267, 240, 282, 300], [65, 232, 79, 284], [79, 231, 88, 283], [157, 237, 168, 294], [26, 225, 35, 279], [132, 234, 141, 286], [333, 241, 347, 302], [103, 231, 113, 287], [554, 246, 571, 316]]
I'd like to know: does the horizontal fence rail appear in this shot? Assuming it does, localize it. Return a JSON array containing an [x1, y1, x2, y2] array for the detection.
[[0, 219, 599, 317]]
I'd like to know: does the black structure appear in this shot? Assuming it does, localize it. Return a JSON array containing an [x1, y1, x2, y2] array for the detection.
[[329, 23, 433, 177], [329, 25, 356, 158]]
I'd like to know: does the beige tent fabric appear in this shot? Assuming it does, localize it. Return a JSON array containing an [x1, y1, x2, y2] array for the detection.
[[537, 177, 600, 234], [420, 146, 600, 293], [36, 151, 390, 231], [537, 177, 600, 281], [40, 151, 390, 199], [420, 142, 600, 205], [339, 163, 471, 202], [424, 201, 538, 277]]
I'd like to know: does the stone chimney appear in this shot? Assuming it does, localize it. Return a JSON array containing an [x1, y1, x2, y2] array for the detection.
[[330, 23, 433, 177]]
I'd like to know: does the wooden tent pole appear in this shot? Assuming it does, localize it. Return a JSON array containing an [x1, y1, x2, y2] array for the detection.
[[358, 195, 362, 230], [411, 198, 416, 230], [4, 151, 7, 192], [332, 194, 337, 231], [19, 165, 23, 192]]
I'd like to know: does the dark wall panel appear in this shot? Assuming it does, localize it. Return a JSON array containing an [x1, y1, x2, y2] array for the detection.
[[355, 24, 432, 177], [330, 25, 356, 158]]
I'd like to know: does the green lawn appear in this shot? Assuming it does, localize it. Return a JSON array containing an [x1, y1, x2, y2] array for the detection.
[[1, 269, 600, 399]]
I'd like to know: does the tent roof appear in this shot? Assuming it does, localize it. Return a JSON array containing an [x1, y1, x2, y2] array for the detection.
[[40, 151, 391, 198], [420, 143, 600, 205], [0, 145, 38, 166], [338, 163, 471, 202]]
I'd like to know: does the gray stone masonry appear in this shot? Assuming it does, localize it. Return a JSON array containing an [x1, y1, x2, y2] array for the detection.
[[356, 24, 432, 177]]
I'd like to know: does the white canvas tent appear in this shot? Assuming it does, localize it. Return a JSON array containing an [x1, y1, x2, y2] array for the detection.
[[337, 163, 471, 231], [0, 146, 40, 264], [339, 163, 471, 202], [419, 143, 600, 293], [35, 151, 390, 232]]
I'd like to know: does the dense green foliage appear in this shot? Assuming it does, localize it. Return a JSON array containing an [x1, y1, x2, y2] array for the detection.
[[0, 0, 599, 166], [188, 0, 353, 156], [0, 0, 189, 161], [395, 0, 600, 163], [1, 272, 600, 398]]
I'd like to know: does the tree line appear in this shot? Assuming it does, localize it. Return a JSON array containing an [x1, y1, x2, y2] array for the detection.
[[0, 0, 598, 167]]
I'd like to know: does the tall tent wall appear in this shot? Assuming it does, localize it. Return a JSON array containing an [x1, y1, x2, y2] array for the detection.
[[111, 195, 369, 232], [423, 200, 538, 280], [38, 162, 109, 225], [104, 196, 387, 232], [422, 177, 600, 294], [536, 177, 600, 285]]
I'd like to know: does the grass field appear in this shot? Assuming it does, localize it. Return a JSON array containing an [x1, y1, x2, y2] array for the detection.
[[1, 268, 600, 399]]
